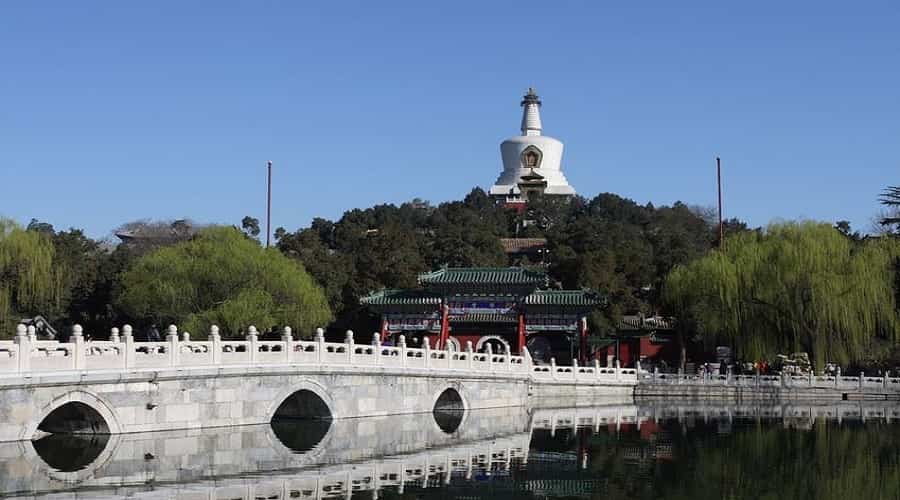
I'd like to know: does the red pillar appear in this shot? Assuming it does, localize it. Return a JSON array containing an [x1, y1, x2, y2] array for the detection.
[[579, 317, 588, 363], [517, 312, 526, 354], [438, 303, 450, 350]]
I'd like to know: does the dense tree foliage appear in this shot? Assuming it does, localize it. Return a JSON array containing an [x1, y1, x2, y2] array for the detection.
[[664, 221, 900, 368], [117, 226, 331, 338], [277, 189, 716, 334]]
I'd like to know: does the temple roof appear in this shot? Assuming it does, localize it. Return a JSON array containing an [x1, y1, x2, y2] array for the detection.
[[499, 238, 547, 254], [360, 289, 441, 306], [619, 314, 675, 331], [418, 267, 547, 287], [524, 290, 605, 307], [451, 312, 518, 324]]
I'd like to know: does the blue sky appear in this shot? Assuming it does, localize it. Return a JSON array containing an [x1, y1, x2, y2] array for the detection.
[[2, 1, 898, 238]]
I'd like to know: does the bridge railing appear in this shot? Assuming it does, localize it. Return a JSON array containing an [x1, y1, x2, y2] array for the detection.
[[0, 323, 538, 378], [530, 357, 639, 384], [638, 369, 900, 391]]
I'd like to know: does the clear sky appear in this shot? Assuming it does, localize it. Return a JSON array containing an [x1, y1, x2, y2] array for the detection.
[[2, 1, 898, 238]]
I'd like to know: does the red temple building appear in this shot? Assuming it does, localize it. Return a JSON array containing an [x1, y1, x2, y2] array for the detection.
[[360, 267, 603, 364]]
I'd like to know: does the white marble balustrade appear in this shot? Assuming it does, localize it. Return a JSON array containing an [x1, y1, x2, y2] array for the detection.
[[0, 323, 639, 385], [0, 323, 538, 377], [639, 368, 900, 391]]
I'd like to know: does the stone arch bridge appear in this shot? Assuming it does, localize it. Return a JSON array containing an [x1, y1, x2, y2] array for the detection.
[[0, 324, 637, 442]]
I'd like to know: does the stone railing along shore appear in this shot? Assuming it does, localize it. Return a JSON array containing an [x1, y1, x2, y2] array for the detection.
[[638, 369, 900, 392]]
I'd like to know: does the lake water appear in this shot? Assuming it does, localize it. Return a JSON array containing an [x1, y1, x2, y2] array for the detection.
[[2, 402, 899, 500]]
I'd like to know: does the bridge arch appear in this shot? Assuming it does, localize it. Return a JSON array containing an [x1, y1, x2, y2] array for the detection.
[[24, 390, 122, 440], [268, 379, 336, 421], [431, 385, 469, 434]]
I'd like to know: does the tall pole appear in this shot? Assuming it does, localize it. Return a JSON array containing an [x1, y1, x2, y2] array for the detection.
[[266, 160, 272, 248], [716, 157, 724, 249]]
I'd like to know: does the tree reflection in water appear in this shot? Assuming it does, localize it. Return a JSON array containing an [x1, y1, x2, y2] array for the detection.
[[31, 434, 110, 473], [529, 419, 900, 500]]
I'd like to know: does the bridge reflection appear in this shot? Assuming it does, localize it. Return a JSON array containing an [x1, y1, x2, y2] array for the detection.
[[4, 401, 900, 499]]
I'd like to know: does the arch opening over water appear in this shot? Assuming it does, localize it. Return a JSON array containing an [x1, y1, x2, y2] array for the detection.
[[271, 389, 333, 453], [433, 388, 465, 434], [273, 389, 333, 421], [37, 401, 110, 435]]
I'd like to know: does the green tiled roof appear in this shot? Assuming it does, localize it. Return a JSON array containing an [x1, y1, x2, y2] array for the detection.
[[360, 289, 441, 306], [419, 267, 547, 286], [451, 313, 518, 323], [524, 290, 604, 307]]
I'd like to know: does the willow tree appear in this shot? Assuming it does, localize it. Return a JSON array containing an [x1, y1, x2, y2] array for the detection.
[[663, 221, 900, 368], [0, 218, 66, 337], [118, 226, 332, 338]]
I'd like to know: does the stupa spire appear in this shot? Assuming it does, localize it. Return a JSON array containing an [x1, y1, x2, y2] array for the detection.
[[520, 87, 542, 136]]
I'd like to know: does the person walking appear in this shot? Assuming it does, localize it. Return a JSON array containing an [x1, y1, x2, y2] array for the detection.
[[147, 324, 161, 342]]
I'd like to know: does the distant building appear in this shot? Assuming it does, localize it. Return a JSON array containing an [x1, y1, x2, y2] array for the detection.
[[592, 314, 677, 368], [500, 237, 548, 265], [489, 88, 577, 209], [360, 267, 603, 364]]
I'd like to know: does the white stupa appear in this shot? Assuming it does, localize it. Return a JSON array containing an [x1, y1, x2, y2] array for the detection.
[[489, 88, 576, 203]]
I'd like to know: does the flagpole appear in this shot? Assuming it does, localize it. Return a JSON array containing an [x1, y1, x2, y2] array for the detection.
[[266, 160, 272, 248]]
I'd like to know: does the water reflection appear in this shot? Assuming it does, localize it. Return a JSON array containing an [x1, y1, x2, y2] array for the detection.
[[4, 402, 900, 499], [269, 418, 331, 453], [31, 433, 110, 472]]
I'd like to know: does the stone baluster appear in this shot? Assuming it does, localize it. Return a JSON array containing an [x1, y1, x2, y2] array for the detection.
[[466, 341, 474, 370], [26, 325, 37, 343], [345, 330, 354, 364], [885, 370, 890, 388], [282, 326, 293, 363], [315, 328, 325, 364], [167, 325, 180, 366], [521, 346, 533, 369], [595, 359, 602, 380], [614, 359, 621, 381], [859, 371, 865, 390], [72, 324, 86, 369], [485, 344, 494, 372], [123, 325, 135, 368], [182, 331, 190, 342], [110, 327, 120, 343], [506, 344, 513, 371], [14, 324, 30, 373], [808, 369, 814, 386], [573, 359, 579, 379], [209, 325, 222, 364], [423, 337, 431, 369], [247, 326, 259, 364], [835, 367, 841, 387], [550, 357, 557, 380], [372, 332, 382, 366], [653, 367, 659, 382], [398, 335, 407, 367]]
